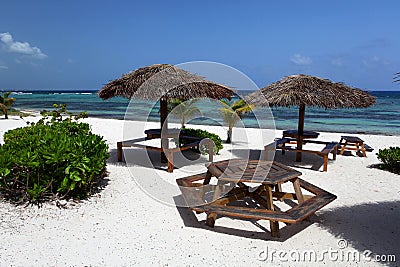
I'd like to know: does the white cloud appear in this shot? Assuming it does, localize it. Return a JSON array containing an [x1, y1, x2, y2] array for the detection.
[[0, 65, 8, 69], [291, 54, 312, 65], [362, 56, 390, 67], [0, 32, 47, 59], [331, 58, 344, 67]]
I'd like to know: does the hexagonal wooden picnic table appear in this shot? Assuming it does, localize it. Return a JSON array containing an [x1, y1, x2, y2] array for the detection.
[[176, 159, 336, 238]]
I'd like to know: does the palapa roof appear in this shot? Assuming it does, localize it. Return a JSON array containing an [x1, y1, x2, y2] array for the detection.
[[394, 72, 400, 83], [246, 74, 376, 109], [98, 64, 234, 100]]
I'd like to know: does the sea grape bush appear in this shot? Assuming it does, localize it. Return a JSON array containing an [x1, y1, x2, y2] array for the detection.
[[377, 147, 400, 174], [0, 104, 109, 203], [179, 128, 223, 154]]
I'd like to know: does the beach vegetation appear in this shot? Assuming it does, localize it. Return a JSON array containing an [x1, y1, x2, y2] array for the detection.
[[220, 99, 253, 143], [179, 128, 223, 154], [0, 104, 109, 204], [0, 92, 16, 119], [168, 98, 202, 128], [6, 108, 31, 117], [377, 147, 400, 174]]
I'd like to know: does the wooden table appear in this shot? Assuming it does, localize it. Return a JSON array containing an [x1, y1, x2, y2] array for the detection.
[[272, 138, 338, 172], [283, 130, 320, 140], [144, 128, 182, 140], [176, 159, 337, 238], [283, 130, 320, 162], [339, 136, 367, 157]]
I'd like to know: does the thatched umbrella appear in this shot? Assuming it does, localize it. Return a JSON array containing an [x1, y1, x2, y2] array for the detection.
[[394, 72, 400, 83], [99, 63, 234, 128], [246, 74, 376, 161], [98, 63, 235, 161]]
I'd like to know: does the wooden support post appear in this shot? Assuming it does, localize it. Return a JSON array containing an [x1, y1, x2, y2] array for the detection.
[[167, 151, 174, 173], [265, 185, 280, 237], [292, 178, 304, 204], [203, 171, 212, 185], [206, 213, 217, 227], [208, 139, 214, 163], [296, 104, 306, 162], [292, 178, 310, 221], [160, 98, 168, 163], [275, 183, 283, 202], [361, 143, 367, 157], [340, 141, 347, 155], [323, 155, 328, 172], [333, 145, 337, 160], [117, 142, 123, 162]]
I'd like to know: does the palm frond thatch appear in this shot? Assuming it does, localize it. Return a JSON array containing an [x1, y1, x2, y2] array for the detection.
[[246, 74, 376, 109], [98, 64, 234, 101], [394, 72, 400, 83]]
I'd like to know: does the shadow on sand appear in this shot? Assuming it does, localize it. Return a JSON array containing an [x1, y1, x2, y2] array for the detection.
[[317, 201, 400, 266], [229, 148, 331, 172], [107, 147, 209, 172], [174, 194, 321, 242]]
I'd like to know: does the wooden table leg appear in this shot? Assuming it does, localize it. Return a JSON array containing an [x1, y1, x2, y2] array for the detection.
[[265, 185, 280, 237], [340, 141, 347, 155], [361, 143, 367, 157], [292, 178, 310, 221], [333, 145, 337, 160], [161, 137, 169, 163], [117, 142, 123, 162], [203, 171, 212, 185], [167, 151, 174, 173], [292, 178, 304, 204], [207, 139, 214, 162], [323, 155, 328, 172], [275, 183, 283, 201], [206, 212, 217, 227]]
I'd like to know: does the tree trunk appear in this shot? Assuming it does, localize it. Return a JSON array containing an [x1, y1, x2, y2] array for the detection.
[[4, 110, 8, 119], [226, 128, 232, 144]]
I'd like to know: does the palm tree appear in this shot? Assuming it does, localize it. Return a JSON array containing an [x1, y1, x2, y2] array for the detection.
[[0, 92, 16, 119], [220, 99, 253, 143], [168, 98, 202, 128]]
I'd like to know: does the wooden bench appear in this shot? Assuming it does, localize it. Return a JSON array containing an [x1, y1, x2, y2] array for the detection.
[[117, 136, 214, 172], [338, 136, 373, 157], [271, 138, 338, 172]]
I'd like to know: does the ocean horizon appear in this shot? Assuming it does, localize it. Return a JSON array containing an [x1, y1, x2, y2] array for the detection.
[[3, 89, 400, 136]]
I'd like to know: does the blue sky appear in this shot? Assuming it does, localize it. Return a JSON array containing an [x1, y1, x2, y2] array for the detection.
[[0, 1, 399, 91]]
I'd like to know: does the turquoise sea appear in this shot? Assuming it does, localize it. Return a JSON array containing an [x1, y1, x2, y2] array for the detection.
[[6, 90, 400, 136]]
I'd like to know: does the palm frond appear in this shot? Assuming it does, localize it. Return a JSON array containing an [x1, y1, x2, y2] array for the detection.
[[394, 72, 400, 83], [169, 98, 202, 127], [0, 103, 6, 114]]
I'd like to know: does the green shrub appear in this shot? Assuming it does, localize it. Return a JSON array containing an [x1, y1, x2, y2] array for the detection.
[[180, 128, 223, 154], [376, 147, 400, 174], [0, 104, 109, 203]]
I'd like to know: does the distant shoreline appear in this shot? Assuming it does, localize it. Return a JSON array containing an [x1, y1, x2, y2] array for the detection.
[[5, 90, 400, 136], [7, 110, 396, 137]]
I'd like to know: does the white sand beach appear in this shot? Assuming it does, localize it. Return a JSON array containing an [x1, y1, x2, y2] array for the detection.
[[0, 116, 399, 266]]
